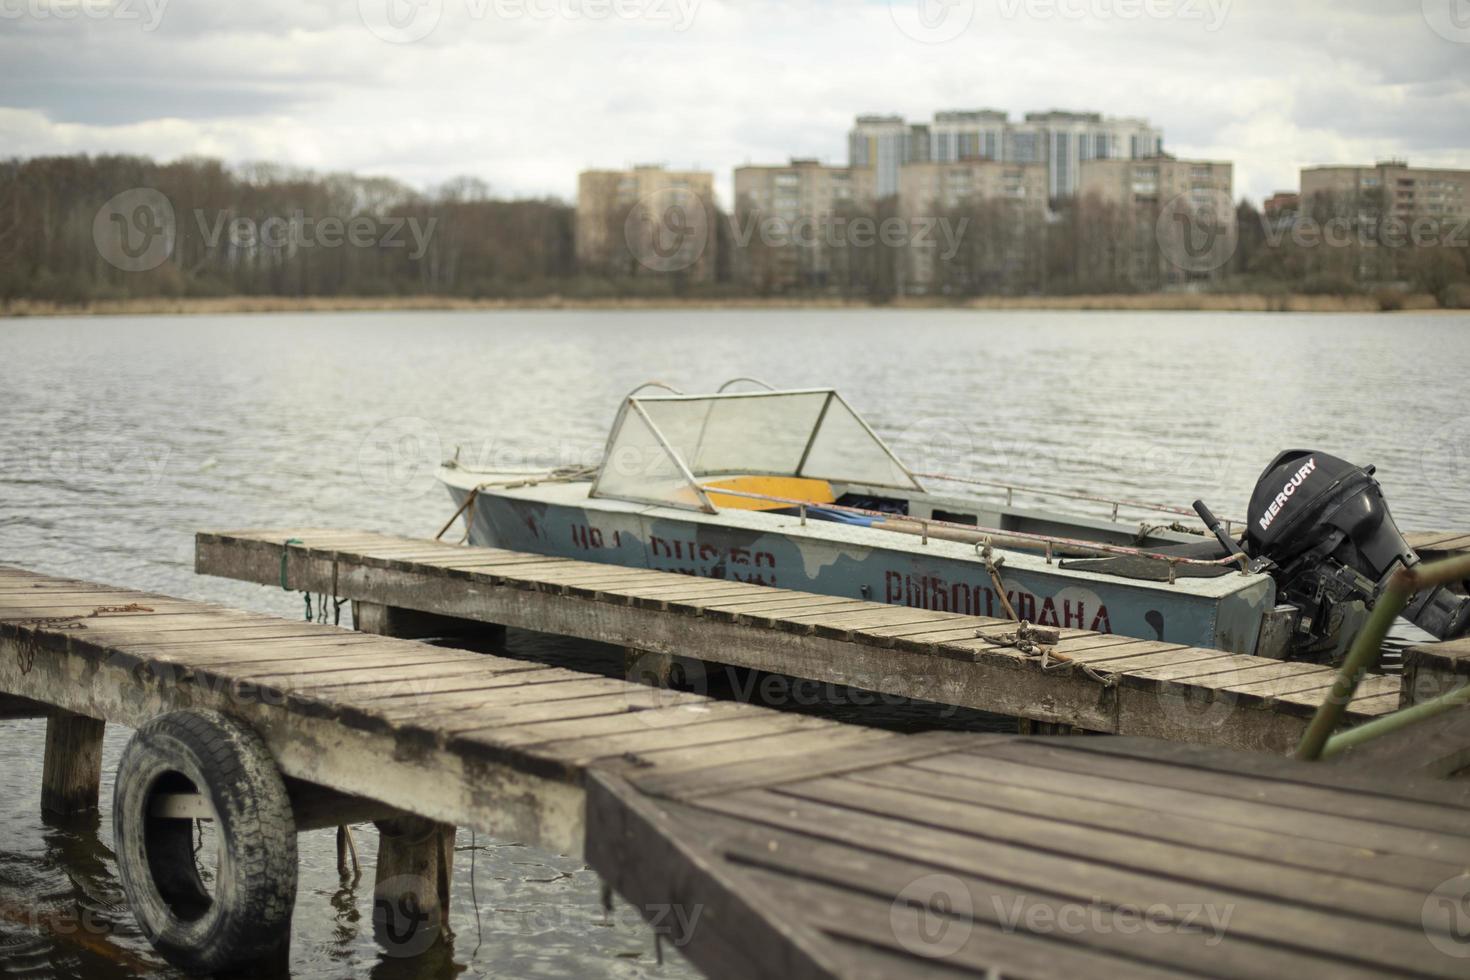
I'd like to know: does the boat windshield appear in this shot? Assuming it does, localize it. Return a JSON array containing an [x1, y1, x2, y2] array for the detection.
[[590, 388, 923, 512]]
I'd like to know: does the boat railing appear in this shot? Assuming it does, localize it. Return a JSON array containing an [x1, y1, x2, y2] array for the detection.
[[915, 471, 1247, 533], [702, 486, 1252, 581]]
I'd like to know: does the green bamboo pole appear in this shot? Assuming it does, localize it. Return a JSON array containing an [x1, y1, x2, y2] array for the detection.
[[1295, 553, 1470, 762]]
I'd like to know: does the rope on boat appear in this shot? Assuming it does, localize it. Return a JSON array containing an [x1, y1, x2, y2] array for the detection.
[[980, 540, 1020, 621], [435, 465, 599, 542]]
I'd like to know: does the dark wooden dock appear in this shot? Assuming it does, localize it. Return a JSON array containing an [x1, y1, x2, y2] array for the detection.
[[3, 562, 1470, 976], [589, 733, 1470, 980], [196, 528, 1402, 753]]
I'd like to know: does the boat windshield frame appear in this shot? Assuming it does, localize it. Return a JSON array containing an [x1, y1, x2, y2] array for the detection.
[[588, 387, 925, 513]]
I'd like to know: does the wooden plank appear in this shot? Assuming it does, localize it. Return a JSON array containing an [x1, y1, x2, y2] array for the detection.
[[773, 774, 1445, 928], [448, 689, 714, 739], [606, 726, 898, 779], [850, 759, 1462, 890], [538, 714, 841, 769], [490, 700, 760, 748], [1123, 654, 1278, 683], [996, 734, 1470, 809], [281, 664, 559, 698], [692, 788, 1456, 976], [629, 732, 1003, 802], [693, 811, 1386, 980], [368, 676, 645, 722], [970, 739, 1470, 831], [907, 750, 1466, 877], [742, 866, 1213, 980], [583, 772, 848, 980]]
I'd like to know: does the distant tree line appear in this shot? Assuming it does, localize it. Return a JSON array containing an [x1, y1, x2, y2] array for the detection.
[[3, 154, 1468, 307]]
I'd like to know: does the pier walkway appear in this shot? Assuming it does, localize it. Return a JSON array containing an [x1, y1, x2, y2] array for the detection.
[[197, 528, 1402, 753], [3, 564, 1469, 976]]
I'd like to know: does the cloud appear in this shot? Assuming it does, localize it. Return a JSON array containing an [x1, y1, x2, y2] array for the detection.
[[0, 0, 1466, 206]]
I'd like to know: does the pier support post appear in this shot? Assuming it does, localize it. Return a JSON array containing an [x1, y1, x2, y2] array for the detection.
[[41, 709, 106, 816], [352, 600, 506, 644], [372, 817, 456, 956]]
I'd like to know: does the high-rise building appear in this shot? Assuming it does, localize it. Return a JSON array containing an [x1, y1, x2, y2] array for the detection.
[[926, 110, 1008, 165], [1025, 111, 1163, 199], [732, 159, 876, 291], [576, 165, 717, 280], [847, 116, 924, 198], [849, 109, 1164, 201]]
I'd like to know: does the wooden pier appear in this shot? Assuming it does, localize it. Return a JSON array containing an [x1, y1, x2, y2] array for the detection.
[[589, 733, 1470, 980], [1406, 531, 1470, 564], [197, 528, 1402, 753], [3, 563, 1470, 976]]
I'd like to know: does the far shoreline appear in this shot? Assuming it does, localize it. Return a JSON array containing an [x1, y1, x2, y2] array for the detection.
[[2, 292, 1466, 318]]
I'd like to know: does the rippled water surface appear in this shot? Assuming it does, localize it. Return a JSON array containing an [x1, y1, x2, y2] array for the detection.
[[1, 309, 1468, 977]]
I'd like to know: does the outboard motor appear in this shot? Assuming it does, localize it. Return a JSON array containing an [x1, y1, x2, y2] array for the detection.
[[1244, 450, 1470, 657]]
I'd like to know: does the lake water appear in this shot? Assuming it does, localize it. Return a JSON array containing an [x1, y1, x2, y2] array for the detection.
[[1, 309, 1468, 977]]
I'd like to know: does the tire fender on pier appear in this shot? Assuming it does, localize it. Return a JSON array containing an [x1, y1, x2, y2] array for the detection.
[[113, 709, 298, 975]]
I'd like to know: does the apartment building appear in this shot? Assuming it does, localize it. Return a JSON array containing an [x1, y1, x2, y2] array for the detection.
[[575, 165, 716, 280], [1301, 161, 1470, 221], [1074, 157, 1235, 285], [732, 159, 876, 291], [1076, 157, 1234, 221], [896, 159, 1049, 293]]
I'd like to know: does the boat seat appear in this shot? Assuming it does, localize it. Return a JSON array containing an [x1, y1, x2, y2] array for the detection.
[[702, 476, 835, 511]]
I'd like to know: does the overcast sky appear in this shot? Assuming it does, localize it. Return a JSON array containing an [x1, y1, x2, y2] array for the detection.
[[2, 0, 1468, 206]]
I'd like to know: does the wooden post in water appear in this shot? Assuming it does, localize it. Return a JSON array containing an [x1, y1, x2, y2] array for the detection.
[[352, 600, 506, 644], [41, 709, 106, 816], [372, 816, 457, 956]]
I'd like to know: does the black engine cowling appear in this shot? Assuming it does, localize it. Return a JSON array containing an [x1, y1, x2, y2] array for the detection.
[[1244, 450, 1470, 655]]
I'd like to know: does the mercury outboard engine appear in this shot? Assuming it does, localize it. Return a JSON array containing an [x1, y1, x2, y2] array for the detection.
[[1243, 450, 1470, 657]]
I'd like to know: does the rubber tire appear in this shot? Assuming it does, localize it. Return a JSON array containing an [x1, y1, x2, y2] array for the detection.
[[113, 709, 297, 974]]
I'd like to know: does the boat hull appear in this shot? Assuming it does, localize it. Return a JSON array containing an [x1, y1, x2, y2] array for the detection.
[[450, 485, 1274, 654]]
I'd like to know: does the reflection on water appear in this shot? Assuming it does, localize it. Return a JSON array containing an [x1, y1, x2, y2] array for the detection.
[[1, 309, 1468, 976]]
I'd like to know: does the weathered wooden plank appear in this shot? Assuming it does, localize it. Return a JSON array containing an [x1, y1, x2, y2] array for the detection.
[[701, 814, 1388, 980], [852, 760, 1461, 889], [692, 788, 1455, 976], [583, 772, 848, 980], [538, 714, 839, 769], [970, 739, 1470, 830], [448, 689, 713, 739], [368, 676, 646, 722], [605, 725, 898, 780], [997, 734, 1470, 809], [491, 700, 758, 748], [741, 865, 1211, 980], [630, 732, 1001, 802], [774, 774, 1446, 928], [279, 664, 559, 698]]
